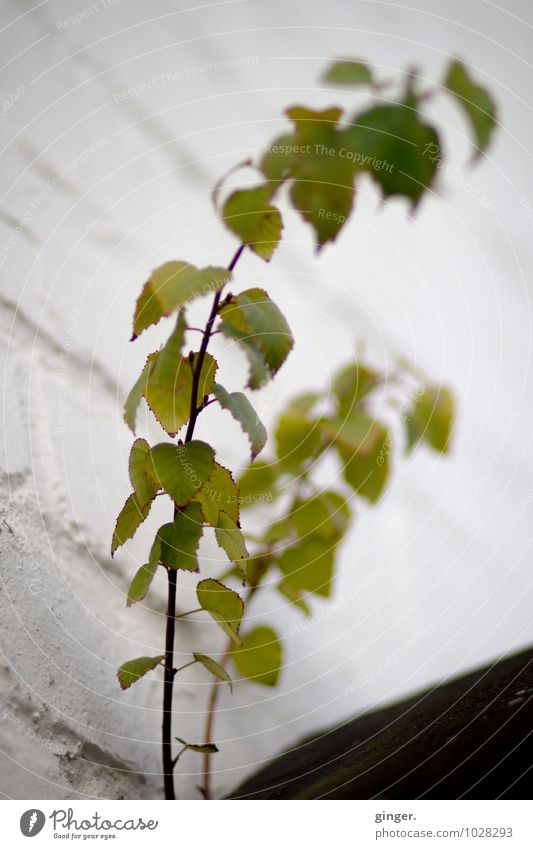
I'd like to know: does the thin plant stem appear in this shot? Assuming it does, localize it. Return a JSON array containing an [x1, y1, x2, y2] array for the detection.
[[162, 568, 177, 799], [173, 659, 198, 675], [201, 577, 264, 799], [175, 607, 202, 620], [202, 642, 232, 801], [161, 243, 246, 800]]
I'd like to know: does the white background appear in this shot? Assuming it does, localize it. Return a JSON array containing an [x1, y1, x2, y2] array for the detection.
[[1, 0, 532, 800]]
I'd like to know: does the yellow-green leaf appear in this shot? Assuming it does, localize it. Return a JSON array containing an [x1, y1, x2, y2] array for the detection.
[[133, 261, 230, 338], [275, 410, 323, 469], [112, 492, 153, 555], [222, 185, 283, 261], [194, 462, 239, 524], [145, 349, 218, 436], [323, 59, 374, 86], [128, 438, 160, 504], [196, 578, 244, 644], [237, 460, 280, 509], [288, 390, 322, 415], [149, 441, 214, 507], [333, 417, 390, 502], [278, 537, 335, 597], [219, 321, 270, 390], [444, 59, 496, 158], [277, 577, 311, 616], [193, 652, 233, 693], [117, 655, 164, 690], [260, 132, 299, 182], [123, 353, 156, 433], [157, 502, 205, 571], [332, 362, 379, 416], [285, 106, 354, 248], [321, 411, 385, 458], [215, 512, 248, 573], [405, 385, 454, 453], [231, 625, 282, 687], [220, 288, 293, 377], [343, 101, 440, 205], [141, 313, 192, 434], [126, 536, 161, 607], [291, 491, 351, 542], [213, 383, 267, 459]]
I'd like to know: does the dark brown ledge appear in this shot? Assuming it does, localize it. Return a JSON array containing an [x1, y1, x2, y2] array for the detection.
[[230, 646, 533, 799]]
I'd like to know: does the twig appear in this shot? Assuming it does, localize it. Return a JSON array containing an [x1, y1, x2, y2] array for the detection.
[[175, 607, 203, 620]]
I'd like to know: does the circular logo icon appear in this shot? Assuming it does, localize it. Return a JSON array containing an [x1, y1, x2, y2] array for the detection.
[[20, 810, 45, 837]]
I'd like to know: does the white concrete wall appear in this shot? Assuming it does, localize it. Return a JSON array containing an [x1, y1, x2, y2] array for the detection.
[[1, 0, 533, 799]]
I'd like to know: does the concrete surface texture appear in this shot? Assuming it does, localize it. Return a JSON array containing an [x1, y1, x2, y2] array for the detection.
[[0, 0, 532, 799]]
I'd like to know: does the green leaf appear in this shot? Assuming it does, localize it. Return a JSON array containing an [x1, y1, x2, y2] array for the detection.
[[220, 288, 293, 378], [277, 577, 311, 616], [243, 553, 272, 588], [145, 348, 218, 436], [149, 441, 215, 506], [153, 311, 187, 375], [133, 261, 230, 338], [157, 502, 205, 571], [237, 460, 279, 509], [144, 361, 190, 435], [193, 652, 233, 692], [111, 492, 153, 555], [222, 185, 283, 261], [123, 353, 157, 433], [141, 315, 217, 436], [331, 416, 390, 503], [260, 132, 299, 182], [142, 313, 192, 434], [129, 438, 160, 504], [219, 321, 270, 390], [321, 411, 385, 457], [291, 491, 351, 542], [444, 59, 496, 158], [343, 101, 441, 205], [126, 536, 161, 607], [126, 562, 158, 607], [215, 512, 249, 572], [231, 625, 282, 687], [117, 655, 164, 690], [285, 106, 354, 248], [175, 737, 219, 754], [194, 462, 240, 524], [213, 383, 267, 459], [332, 362, 379, 416], [196, 578, 244, 644], [323, 59, 373, 87], [262, 516, 292, 544], [405, 385, 454, 453], [278, 537, 335, 597], [275, 410, 323, 469], [288, 390, 322, 415]]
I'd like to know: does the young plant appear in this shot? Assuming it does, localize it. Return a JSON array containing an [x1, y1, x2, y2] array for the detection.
[[112, 57, 496, 799]]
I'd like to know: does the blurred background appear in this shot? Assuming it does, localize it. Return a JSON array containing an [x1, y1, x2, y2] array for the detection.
[[1, 0, 532, 800]]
